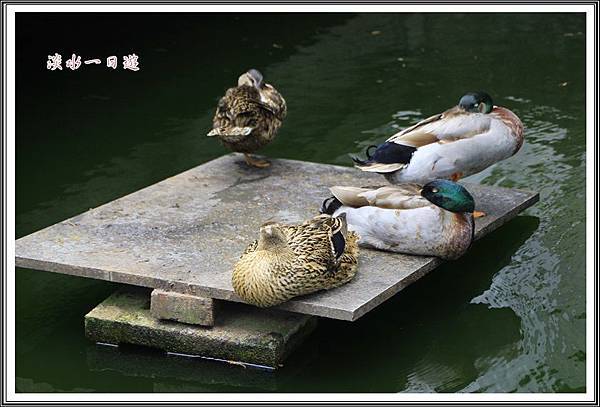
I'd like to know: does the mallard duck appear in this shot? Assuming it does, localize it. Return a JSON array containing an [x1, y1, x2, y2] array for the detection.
[[232, 214, 359, 307], [320, 180, 475, 260], [207, 69, 287, 168], [352, 92, 524, 184]]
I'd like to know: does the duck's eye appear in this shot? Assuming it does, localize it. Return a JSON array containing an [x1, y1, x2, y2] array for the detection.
[[431, 188, 439, 193]]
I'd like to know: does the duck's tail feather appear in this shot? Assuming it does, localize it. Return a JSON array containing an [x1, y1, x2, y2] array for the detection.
[[207, 126, 253, 137], [330, 213, 348, 261], [350, 144, 378, 166], [320, 196, 344, 215], [352, 142, 417, 173], [333, 212, 348, 238]]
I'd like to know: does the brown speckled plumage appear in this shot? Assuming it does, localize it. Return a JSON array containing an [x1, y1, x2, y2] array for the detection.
[[232, 215, 359, 307], [208, 70, 286, 155]]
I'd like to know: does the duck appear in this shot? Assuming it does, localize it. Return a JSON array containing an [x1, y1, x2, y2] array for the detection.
[[207, 69, 287, 168], [232, 214, 359, 307], [352, 91, 524, 185], [320, 180, 475, 260]]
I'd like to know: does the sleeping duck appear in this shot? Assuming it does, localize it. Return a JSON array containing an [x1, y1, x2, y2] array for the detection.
[[352, 92, 524, 184], [321, 180, 475, 260], [232, 214, 359, 307], [208, 69, 287, 168]]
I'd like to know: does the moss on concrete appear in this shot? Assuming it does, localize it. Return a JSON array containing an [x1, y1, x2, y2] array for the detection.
[[85, 288, 317, 368]]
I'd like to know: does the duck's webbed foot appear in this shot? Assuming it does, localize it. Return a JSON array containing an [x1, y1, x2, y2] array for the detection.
[[450, 172, 464, 182], [473, 210, 487, 218], [244, 153, 271, 168]]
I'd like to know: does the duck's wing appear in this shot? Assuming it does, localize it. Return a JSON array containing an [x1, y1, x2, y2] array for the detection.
[[260, 83, 287, 120], [352, 111, 451, 172], [386, 112, 445, 147], [330, 185, 430, 209], [387, 107, 490, 147], [327, 186, 372, 207], [353, 108, 491, 173], [285, 215, 348, 273], [208, 86, 267, 137]]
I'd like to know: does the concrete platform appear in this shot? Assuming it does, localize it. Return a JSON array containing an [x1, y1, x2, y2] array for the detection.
[[85, 288, 317, 368], [16, 154, 539, 321]]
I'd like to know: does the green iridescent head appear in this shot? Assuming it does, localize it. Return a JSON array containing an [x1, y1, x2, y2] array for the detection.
[[420, 180, 475, 213], [458, 91, 493, 114]]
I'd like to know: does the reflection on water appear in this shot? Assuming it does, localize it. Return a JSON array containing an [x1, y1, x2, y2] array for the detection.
[[85, 344, 284, 392], [16, 12, 585, 392], [277, 216, 538, 393]]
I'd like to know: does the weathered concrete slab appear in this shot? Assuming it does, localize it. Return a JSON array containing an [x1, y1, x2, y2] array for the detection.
[[85, 288, 317, 368], [16, 153, 538, 321], [151, 289, 215, 326]]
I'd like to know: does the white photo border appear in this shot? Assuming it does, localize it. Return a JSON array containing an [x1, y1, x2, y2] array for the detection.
[[1, 1, 597, 404]]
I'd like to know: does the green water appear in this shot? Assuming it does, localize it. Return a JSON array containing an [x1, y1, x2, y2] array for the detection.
[[16, 12, 585, 392]]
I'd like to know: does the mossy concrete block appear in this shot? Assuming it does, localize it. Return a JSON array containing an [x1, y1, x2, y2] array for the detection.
[[84, 289, 317, 368], [151, 289, 214, 326]]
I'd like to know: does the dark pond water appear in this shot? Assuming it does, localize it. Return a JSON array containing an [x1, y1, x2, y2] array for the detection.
[[16, 12, 585, 392]]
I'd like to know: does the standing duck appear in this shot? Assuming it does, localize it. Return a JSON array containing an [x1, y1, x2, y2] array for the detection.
[[321, 180, 475, 260], [352, 92, 524, 184], [208, 69, 287, 168], [232, 214, 359, 307]]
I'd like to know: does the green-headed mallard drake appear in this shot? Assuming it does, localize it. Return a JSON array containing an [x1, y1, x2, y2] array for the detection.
[[208, 69, 287, 168], [321, 180, 475, 260], [352, 92, 524, 184], [232, 214, 359, 307]]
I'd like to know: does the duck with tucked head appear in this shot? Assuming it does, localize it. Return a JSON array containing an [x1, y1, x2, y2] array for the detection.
[[232, 214, 359, 307], [208, 69, 287, 168], [321, 180, 475, 260], [352, 92, 524, 185]]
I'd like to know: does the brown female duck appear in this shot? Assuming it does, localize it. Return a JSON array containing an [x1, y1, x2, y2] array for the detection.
[[232, 214, 359, 307], [208, 69, 287, 168]]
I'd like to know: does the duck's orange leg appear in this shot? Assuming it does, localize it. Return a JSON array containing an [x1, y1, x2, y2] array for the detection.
[[450, 172, 464, 182], [244, 153, 271, 168]]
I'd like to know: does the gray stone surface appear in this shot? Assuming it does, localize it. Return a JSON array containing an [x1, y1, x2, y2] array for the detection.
[[85, 288, 317, 368], [16, 153, 539, 321], [151, 289, 215, 326]]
